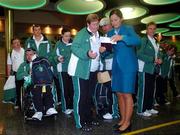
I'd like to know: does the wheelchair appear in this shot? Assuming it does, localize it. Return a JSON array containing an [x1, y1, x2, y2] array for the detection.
[[20, 82, 58, 122]]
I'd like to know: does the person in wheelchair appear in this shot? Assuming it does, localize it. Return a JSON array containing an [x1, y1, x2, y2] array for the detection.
[[16, 48, 58, 121]]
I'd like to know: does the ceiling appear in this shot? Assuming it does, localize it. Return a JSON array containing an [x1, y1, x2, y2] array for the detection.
[[0, 0, 179, 36], [103, 0, 180, 36]]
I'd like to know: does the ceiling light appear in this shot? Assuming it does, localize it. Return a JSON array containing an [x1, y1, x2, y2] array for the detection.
[[143, 0, 179, 5], [120, 7, 134, 17], [56, 0, 105, 15], [0, 0, 48, 10], [105, 5, 147, 20], [162, 31, 180, 36], [83, 0, 98, 2], [169, 21, 180, 28], [141, 13, 180, 24]]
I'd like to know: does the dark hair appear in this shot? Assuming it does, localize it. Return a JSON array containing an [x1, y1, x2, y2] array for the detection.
[[11, 37, 20, 44], [25, 48, 36, 53], [146, 22, 157, 29], [32, 24, 41, 31], [62, 28, 71, 35], [168, 45, 177, 53], [109, 9, 123, 18]]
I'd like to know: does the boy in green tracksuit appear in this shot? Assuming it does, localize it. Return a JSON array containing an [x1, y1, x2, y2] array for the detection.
[[156, 45, 180, 103], [155, 46, 170, 105], [53, 28, 73, 115], [24, 24, 53, 63]]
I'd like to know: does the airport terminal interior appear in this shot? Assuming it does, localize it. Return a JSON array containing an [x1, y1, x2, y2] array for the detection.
[[0, 0, 180, 135]]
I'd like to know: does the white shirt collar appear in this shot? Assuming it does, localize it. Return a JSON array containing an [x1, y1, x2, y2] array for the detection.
[[33, 34, 44, 42], [87, 27, 99, 37]]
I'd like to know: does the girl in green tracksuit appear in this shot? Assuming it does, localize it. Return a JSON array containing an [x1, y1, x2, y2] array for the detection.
[[53, 28, 73, 115]]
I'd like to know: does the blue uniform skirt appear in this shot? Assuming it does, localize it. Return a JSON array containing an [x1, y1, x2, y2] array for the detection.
[[111, 71, 136, 94]]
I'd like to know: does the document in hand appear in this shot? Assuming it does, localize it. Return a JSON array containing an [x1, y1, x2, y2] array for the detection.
[[100, 37, 116, 52]]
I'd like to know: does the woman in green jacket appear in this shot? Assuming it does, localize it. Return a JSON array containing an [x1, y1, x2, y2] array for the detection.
[[68, 14, 101, 131], [53, 28, 73, 115]]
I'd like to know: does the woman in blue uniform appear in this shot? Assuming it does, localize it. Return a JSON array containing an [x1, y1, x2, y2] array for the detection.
[[107, 9, 140, 133]]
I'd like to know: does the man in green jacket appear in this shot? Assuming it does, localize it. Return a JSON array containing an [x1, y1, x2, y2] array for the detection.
[[17, 48, 57, 121], [137, 22, 163, 117], [25, 24, 53, 63], [98, 17, 119, 120]]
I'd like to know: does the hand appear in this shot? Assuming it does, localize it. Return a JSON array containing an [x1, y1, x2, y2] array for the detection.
[[58, 56, 64, 63], [24, 75, 31, 83], [111, 35, 123, 42], [88, 50, 97, 59], [24, 75, 32, 88], [155, 58, 162, 65], [99, 46, 106, 53]]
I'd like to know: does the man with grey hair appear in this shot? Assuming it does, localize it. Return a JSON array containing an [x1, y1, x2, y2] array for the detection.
[[98, 17, 119, 120], [99, 17, 112, 36]]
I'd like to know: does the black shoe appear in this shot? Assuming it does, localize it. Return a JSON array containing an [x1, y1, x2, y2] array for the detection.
[[91, 121, 100, 126], [81, 125, 93, 132], [113, 124, 131, 134], [113, 123, 121, 129]]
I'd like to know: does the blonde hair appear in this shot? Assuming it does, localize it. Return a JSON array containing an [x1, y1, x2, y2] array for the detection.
[[86, 14, 99, 24], [146, 22, 157, 29]]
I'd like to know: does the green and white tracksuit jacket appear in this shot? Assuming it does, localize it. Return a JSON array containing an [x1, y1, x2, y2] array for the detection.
[[25, 34, 53, 63], [53, 40, 73, 112]]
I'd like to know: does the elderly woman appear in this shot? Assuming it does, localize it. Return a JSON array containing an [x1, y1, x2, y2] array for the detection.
[[68, 14, 101, 132]]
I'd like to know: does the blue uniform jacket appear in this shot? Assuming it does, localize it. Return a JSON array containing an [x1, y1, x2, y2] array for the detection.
[[107, 24, 141, 73]]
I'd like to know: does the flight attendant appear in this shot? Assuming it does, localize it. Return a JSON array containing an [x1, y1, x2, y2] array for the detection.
[[107, 9, 140, 133]]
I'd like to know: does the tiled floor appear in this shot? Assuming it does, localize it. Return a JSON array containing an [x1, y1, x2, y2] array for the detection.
[[0, 75, 180, 135]]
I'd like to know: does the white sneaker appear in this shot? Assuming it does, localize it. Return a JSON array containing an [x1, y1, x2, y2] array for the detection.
[[165, 101, 171, 105], [154, 103, 160, 107], [46, 108, 58, 116], [137, 110, 152, 117], [14, 105, 19, 109], [103, 113, 113, 120], [57, 102, 61, 105], [176, 94, 180, 98], [32, 112, 43, 121], [147, 109, 158, 114], [64, 109, 73, 115]]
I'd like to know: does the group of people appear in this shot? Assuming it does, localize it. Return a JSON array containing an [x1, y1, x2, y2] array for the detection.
[[137, 22, 180, 117], [6, 8, 179, 133]]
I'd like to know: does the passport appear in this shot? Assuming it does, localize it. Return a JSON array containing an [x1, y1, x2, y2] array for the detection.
[[100, 37, 116, 52]]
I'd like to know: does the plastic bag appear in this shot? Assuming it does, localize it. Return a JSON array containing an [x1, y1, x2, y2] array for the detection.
[[3, 75, 16, 103]]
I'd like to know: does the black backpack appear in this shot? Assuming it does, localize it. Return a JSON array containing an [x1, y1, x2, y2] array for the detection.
[[31, 57, 54, 86]]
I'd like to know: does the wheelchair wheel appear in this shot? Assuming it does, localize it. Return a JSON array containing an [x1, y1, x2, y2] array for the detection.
[[20, 86, 25, 112]]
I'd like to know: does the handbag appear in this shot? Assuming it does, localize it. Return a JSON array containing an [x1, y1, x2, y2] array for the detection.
[[97, 71, 111, 83], [3, 75, 16, 103]]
